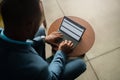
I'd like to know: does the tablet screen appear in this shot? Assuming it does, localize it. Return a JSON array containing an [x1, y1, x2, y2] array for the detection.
[[60, 17, 86, 41]]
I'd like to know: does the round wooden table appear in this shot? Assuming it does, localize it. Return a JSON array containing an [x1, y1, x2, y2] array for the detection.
[[48, 16, 95, 57]]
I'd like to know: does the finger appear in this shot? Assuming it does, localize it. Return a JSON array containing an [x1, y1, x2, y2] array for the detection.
[[55, 33, 63, 38], [54, 31, 62, 34], [70, 42, 74, 48], [56, 35, 63, 40], [67, 40, 72, 45], [51, 32, 63, 39], [69, 43, 74, 52], [53, 31, 63, 35], [70, 41, 74, 47], [64, 40, 68, 44], [59, 41, 65, 45]]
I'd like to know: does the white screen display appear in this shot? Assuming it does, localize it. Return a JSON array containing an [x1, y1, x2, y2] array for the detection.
[[60, 18, 84, 41]]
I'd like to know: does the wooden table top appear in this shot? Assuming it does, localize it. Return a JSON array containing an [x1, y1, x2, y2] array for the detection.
[[48, 16, 95, 57]]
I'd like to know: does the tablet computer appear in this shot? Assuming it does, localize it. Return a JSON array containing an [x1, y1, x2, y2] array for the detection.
[[58, 16, 86, 47]]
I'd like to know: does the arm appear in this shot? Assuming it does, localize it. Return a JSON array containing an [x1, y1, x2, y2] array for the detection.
[[32, 32, 73, 80], [46, 40, 73, 80], [47, 50, 67, 80]]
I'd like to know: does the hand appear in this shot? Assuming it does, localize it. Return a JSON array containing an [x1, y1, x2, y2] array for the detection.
[[45, 31, 63, 46], [58, 40, 74, 54]]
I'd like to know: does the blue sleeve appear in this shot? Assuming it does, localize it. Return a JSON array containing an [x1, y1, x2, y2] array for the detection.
[[48, 50, 67, 80], [4, 49, 67, 80]]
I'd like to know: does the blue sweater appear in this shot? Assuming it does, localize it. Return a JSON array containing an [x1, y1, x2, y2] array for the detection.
[[0, 29, 67, 80]]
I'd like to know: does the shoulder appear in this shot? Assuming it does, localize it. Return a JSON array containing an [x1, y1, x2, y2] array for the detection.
[[9, 51, 49, 80]]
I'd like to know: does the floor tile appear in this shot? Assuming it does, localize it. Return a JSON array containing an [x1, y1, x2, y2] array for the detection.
[[0, 15, 4, 28], [0, 0, 2, 3], [42, 0, 63, 58], [42, 0, 64, 30], [90, 48, 120, 80], [46, 44, 52, 58], [75, 62, 98, 80], [57, 0, 100, 19], [57, 0, 120, 59]]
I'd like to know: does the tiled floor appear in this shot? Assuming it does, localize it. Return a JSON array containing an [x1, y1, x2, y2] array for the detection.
[[0, 0, 120, 80], [42, 0, 120, 80]]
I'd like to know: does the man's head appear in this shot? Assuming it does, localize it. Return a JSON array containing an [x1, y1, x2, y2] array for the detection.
[[1, 0, 42, 40]]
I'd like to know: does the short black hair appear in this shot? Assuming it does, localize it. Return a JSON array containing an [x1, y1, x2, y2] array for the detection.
[[1, 0, 42, 27]]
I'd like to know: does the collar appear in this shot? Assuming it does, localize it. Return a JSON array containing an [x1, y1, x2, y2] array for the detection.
[[0, 30, 33, 45]]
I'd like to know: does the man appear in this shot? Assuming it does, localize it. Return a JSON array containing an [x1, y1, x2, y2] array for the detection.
[[0, 0, 86, 80]]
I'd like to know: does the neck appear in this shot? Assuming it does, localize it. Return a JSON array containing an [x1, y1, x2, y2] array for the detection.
[[4, 29, 27, 41]]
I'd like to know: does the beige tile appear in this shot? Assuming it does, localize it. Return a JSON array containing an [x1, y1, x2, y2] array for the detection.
[[86, 0, 120, 59], [90, 48, 120, 80], [0, 0, 2, 3], [57, 0, 101, 19], [75, 62, 98, 80], [0, 15, 4, 28], [42, 0, 64, 30], [45, 43, 53, 58], [42, 0, 64, 58], [82, 56, 88, 62], [57, 0, 120, 59]]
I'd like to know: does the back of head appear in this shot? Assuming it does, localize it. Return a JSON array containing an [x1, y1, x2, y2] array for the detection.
[[1, 0, 42, 28]]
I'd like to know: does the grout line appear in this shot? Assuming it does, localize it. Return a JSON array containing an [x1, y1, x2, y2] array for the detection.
[[86, 56, 100, 80], [88, 47, 120, 61], [56, 0, 66, 16], [86, 47, 120, 80]]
